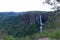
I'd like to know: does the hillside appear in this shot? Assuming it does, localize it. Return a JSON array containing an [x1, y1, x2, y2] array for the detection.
[[0, 10, 60, 40]]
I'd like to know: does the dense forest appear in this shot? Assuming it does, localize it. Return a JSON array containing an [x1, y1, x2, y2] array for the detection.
[[0, 10, 60, 40]]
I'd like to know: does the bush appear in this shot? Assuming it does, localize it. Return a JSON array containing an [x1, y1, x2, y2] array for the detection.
[[4, 35, 16, 40], [30, 31, 48, 40], [49, 30, 60, 39], [0, 32, 16, 40]]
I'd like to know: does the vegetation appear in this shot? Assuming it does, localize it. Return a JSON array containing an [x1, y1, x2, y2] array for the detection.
[[0, 10, 60, 40]]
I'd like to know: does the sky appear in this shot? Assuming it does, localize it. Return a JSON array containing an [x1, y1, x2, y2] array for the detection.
[[0, 0, 56, 12]]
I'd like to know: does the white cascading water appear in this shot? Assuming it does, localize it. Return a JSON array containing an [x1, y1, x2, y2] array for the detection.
[[40, 15, 43, 32]]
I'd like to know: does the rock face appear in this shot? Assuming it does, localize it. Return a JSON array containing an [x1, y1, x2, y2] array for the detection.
[[20, 11, 53, 25]]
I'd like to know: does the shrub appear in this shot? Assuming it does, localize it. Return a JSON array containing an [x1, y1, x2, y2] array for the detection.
[[49, 30, 60, 39]]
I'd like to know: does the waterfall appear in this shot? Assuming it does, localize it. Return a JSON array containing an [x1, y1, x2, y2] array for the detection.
[[40, 15, 43, 32]]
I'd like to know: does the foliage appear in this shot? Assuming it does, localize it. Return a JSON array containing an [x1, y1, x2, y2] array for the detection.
[[15, 31, 48, 40], [49, 30, 60, 39], [0, 32, 16, 40]]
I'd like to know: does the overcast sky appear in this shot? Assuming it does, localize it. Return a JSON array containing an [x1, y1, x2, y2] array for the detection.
[[0, 0, 55, 12]]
